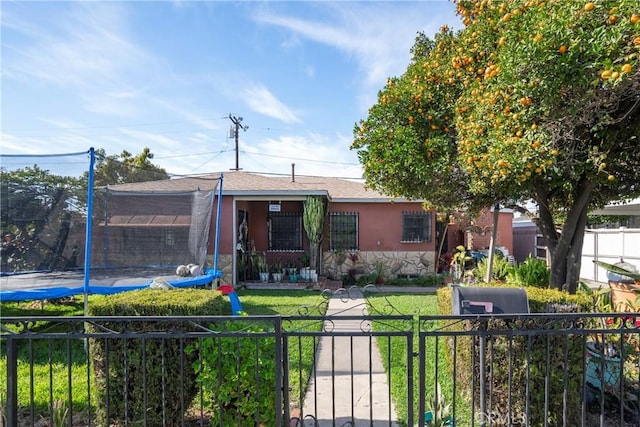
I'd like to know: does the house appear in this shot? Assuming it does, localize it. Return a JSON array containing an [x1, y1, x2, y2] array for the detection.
[[445, 207, 514, 260], [103, 171, 437, 286]]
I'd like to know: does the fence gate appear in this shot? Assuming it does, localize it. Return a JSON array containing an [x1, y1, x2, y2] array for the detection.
[[281, 287, 415, 426]]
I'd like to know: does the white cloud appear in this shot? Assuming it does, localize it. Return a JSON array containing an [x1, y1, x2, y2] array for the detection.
[[253, 2, 460, 110], [3, 3, 147, 88], [237, 132, 362, 178], [241, 83, 302, 124]]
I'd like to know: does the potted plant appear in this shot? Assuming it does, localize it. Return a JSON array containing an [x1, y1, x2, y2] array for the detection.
[[373, 260, 385, 285], [254, 253, 269, 282], [594, 260, 640, 311], [285, 260, 298, 283], [300, 253, 311, 281], [271, 261, 283, 283], [581, 282, 640, 391]]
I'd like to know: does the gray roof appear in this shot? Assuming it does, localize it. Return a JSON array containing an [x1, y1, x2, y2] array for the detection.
[[106, 171, 407, 202]]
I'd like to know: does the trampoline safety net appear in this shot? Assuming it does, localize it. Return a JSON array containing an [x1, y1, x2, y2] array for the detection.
[[0, 149, 223, 301]]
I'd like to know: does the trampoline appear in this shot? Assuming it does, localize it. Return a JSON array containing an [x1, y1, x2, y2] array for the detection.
[[0, 148, 225, 304]]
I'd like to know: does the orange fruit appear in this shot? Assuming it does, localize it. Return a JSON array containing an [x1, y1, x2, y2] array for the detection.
[[622, 63, 633, 73], [601, 69, 612, 80], [632, 14, 640, 24], [608, 15, 619, 24], [608, 175, 615, 181], [584, 2, 595, 12], [558, 45, 568, 54], [634, 37, 640, 46], [611, 71, 620, 79]]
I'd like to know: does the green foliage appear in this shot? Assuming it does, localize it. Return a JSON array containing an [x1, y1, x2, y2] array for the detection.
[[303, 196, 327, 272], [0, 165, 86, 272], [186, 320, 277, 425], [424, 382, 454, 427], [594, 260, 640, 282], [473, 255, 513, 282], [91, 147, 169, 187], [450, 245, 472, 282], [87, 289, 226, 426], [352, 0, 640, 292], [251, 251, 269, 274], [437, 284, 592, 425], [507, 256, 550, 288], [50, 400, 69, 427], [384, 274, 444, 287]]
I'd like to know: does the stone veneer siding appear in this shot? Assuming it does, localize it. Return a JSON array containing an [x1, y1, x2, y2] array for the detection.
[[212, 251, 436, 285], [322, 250, 436, 281]]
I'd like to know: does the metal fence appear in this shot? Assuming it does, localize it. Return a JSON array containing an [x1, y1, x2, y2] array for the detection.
[[2, 312, 640, 426]]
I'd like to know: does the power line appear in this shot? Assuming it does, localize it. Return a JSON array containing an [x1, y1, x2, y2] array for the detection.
[[240, 150, 359, 166], [2, 118, 228, 133]]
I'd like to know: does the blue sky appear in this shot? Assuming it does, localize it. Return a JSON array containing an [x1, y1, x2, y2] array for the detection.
[[1, 1, 461, 178]]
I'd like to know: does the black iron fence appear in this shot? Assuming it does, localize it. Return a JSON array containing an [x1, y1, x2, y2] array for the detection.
[[2, 312, 640, 426]]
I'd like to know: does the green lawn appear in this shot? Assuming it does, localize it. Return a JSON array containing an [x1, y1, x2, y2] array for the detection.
[[1, 289, 450, 426], [0, 289, 329, 423]]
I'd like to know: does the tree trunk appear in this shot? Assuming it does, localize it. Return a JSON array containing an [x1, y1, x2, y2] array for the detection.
[[538, 180, 595, 293]]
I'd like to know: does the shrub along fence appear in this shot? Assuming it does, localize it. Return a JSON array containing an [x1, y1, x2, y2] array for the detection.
[[3, 311, 640, 426]]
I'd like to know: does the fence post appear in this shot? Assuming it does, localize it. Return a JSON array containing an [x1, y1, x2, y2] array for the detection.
[[275, 316, 283, 426], [5, 337, 18, 427]]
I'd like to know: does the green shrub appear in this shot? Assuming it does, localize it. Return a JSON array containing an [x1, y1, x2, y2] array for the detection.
[[507, 256, 550, 288], [384, 274, 443, 287], [87, 288, 227, 426], [186, 320, 277, 425], [473, 256, 513, 281], [437, 284, 591, 426]]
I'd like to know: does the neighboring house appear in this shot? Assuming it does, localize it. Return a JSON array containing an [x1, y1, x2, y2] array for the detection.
[[104, 171, 437, 286], [508, 198, 640, 284], [445, 207, 514, 258]]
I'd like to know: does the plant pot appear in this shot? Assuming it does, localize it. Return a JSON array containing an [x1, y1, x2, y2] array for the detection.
[[288, 274, 298, 283], [272, 273, 283, 283], [259, 272, 269, 283], [609, 280, 640, 311], [585, 341, 621, 389]]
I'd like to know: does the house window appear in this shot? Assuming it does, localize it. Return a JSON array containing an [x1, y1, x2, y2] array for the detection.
[[330, 212, 358, 251], [402, 211, 432, 242], [535, 234, 547, 259], [268, 212, 303, 251]]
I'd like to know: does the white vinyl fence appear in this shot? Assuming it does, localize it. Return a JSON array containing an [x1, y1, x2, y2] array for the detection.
[[580, 228, 640, 284]]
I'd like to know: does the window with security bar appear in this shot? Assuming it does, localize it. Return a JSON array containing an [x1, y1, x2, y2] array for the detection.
[[330, 212, 358, 251], [268, 212, 303, 251], [402, 211, 432, 242]]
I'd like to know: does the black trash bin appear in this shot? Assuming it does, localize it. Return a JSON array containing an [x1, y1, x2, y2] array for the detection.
[[451, 286, 529, 315], [450, 286, 529, 425]]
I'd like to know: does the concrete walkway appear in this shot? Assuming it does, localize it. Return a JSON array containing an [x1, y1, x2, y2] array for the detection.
[[300, 287, 400, 427]]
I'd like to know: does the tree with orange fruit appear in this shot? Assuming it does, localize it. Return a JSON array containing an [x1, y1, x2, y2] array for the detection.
[[352, 0, 640, 293]]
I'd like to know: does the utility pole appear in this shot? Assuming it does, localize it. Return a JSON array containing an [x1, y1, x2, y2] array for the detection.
[[228, 114, 248, 171]]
